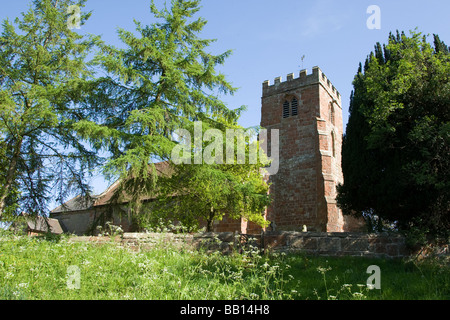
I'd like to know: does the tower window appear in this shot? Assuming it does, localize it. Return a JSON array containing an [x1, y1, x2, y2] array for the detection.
[[282, 98, 299, 119], [329, 102, 335, 126], [283, 101, 290, 118], [291, 98, 298, 116], [331, 131, 336, 157]]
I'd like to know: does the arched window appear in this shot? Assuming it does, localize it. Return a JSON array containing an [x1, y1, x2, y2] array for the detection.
[[282, 97, 299, 119], [329, 102, 335, 126], [291, 98, 298, 116], [282, 101, 290, 118]]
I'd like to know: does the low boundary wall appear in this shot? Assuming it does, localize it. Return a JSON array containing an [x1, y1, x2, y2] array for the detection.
[[262, 231, 408, 258], [69, 231, 409, 259]]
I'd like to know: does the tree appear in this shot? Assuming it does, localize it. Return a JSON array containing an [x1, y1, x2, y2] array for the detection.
[[337, 30, 450, 240], [144, 118, 270, 232], [0, 0, 101, 220], [74, 0, 255, 220]]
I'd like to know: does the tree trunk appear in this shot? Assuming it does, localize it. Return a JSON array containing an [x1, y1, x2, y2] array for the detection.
[[207, 218, 213, 232], [0, 138, 23, 219], [206, 207, 215, 232]]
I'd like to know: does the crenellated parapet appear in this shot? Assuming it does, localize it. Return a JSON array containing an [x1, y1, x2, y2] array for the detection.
[[262, 66, 341, 107]]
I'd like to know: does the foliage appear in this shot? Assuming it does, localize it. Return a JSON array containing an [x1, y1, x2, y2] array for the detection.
[[0, 232, 448, 300], [0, 0, 101, 220], [144, 118, 271, 232], [337, 30, 450, 241], [73, 0, 270, 229], [74, 0, 238, 197]]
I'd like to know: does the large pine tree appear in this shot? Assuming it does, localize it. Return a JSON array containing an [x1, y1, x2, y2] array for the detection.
[[75, 0, 270, 228], [0, 0, 100, 219]]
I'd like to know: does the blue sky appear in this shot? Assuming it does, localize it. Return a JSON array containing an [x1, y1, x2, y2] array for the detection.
[[1, 0, 450, 197]]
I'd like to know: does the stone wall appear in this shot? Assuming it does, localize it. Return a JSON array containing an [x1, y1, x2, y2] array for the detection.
[[261, 231, 408, 258], [68, 231, 409, 259]]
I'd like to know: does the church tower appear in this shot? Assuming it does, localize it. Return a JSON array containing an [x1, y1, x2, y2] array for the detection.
[[260, 66, 359, 232]]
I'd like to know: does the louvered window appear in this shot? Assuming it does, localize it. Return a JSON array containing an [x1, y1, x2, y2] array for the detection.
[[291, 98, 298, 116], [282, 101, 290, 118]]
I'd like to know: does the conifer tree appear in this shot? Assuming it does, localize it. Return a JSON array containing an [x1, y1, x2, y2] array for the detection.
[[0, 0, 100, 219], [75, 0, 270, 227], [337, 31, 450, 241]]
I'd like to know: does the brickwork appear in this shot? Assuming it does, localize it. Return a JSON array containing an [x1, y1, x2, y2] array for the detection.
[[211, 216, 245, 233], [260, 66, 364, 233]]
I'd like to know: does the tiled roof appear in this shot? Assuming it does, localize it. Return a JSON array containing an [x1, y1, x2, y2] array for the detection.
[[50, 162, 172, 213], [14, 213, 65, 234], [27, 216, 64, 234], [94, 161, 172, 207], [50, 194, 97, 213]]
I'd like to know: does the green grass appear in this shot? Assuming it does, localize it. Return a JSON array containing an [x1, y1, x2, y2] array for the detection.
[[0, 231, 448, 300]]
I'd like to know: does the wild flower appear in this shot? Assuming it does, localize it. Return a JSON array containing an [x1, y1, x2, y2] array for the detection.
[[316, 266, 332, 274], [249, 292, 259, 299], [352, 292, 367, 300]]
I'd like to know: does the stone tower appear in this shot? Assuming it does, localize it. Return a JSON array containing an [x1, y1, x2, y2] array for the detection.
[[260, 66, 360, 232]]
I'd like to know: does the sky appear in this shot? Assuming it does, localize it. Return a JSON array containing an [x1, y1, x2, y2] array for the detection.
[[1, 0, 450, 199]]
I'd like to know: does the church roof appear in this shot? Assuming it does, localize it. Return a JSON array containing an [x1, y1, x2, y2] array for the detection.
[[50, 161, 172, 214], [26, 216, 64, 234], [11, 213, 64, 235], [51, 194, 98, 213]]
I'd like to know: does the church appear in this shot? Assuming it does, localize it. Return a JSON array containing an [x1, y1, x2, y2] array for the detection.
[[51, 66, 364, 235]]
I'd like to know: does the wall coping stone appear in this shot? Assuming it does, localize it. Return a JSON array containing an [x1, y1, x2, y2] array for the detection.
[[67, 231, 410, 258]]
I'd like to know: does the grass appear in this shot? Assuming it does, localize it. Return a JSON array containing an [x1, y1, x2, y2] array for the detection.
[[0, 231, 448, 300]]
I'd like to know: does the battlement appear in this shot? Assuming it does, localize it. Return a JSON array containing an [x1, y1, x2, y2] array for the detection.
[[262, 66, 341, 104]]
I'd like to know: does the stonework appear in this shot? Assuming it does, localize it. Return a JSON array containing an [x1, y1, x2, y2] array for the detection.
[[67, 231, 409, 259], [261, 231, 408, 258], [260, 66, 364, 233]]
